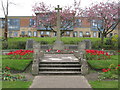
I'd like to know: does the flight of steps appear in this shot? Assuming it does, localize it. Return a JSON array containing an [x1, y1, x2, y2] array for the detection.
[[39, 61, 81, 75]]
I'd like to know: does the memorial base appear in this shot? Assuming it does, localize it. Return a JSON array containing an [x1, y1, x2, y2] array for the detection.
[[53, 40, 64, 50]]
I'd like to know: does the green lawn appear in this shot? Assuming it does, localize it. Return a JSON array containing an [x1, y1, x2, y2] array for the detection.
[[87, 60, 118, 69], [2, 81, 32, 88], [110, 55, 118, 60], [89, 80, 118, 88], [2, 59, 32, 71], [87, 54, 118, 69]]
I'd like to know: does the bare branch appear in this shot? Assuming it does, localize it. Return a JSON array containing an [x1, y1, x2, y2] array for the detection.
[[1, 0, 6, 15]]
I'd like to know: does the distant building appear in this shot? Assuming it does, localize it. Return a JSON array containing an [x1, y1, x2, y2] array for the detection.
[[0, 15, 118, 38]]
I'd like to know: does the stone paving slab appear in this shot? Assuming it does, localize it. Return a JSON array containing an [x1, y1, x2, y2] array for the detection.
[[29, 76, 92, 88], [41, 54, 79, 62]]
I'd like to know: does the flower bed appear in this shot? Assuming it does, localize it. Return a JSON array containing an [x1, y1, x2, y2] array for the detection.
[[98, 64, 119, 80], [44, 49, 77, 54], [2, 67, 26, 81], [6, 49, 34, 59], [85, 49, 112, 60]]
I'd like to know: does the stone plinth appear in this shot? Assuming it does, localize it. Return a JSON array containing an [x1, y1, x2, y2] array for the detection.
[[53, 40, 64, 50]]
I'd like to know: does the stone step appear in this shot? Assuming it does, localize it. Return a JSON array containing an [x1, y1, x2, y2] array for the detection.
[[40, 61, 80, 64], [39, 67, 81, 71], [39, 71, 81, 75], [39, 64, 81, 67]]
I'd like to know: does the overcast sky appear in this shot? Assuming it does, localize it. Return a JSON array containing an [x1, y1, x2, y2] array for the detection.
[[0, 0, 117, 17]]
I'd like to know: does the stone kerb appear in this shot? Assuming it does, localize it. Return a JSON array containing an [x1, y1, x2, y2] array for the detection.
[[32, 41, 44, 75]]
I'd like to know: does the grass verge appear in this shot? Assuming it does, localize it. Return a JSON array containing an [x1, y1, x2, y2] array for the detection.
[[89, 80, 118, 88], [2, 81, 32, 88]]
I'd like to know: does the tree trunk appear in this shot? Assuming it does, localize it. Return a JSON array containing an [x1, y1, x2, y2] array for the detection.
[[101, 33, 104, 49], [4, 15, 8, 41]]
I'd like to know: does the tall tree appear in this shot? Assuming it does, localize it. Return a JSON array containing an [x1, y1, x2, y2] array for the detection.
[[1, 0, 15, 40], [32, 0, 83, 36], [84, 1, 119, 48]]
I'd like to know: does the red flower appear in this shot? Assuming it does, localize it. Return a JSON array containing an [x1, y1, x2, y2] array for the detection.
[[70, 51, 74, 53], [106, 52, 109, 56], [102, 69, 108, 72], [5, 67, 11, 70], [56, 50, 61, 53], [107, 68, 111, 71], [116, 67, 118, 69], [118, 65, 120, 66], [7, 74, 10, 76], [20, 52, 26, 55]]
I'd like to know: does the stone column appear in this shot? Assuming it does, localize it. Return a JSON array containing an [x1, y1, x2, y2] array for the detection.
[[78, 41, 86, 53], [26, 39, 34, 50], [32, 41, 41, 75], [83, 39, 92, 49]]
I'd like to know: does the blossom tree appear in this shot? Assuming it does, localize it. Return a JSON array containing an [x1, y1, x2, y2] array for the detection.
[[84, 1, 119, 48], [32, 0, 82, 36]]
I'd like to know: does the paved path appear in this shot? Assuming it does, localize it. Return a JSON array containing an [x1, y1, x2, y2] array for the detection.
[[29, 76, 92, 88]]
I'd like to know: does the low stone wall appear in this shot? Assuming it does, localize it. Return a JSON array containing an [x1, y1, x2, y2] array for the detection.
[[32, 41, 44, 75], [74, 52, 89, 75]]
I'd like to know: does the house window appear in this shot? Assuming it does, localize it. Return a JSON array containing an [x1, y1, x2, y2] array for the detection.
[[33, 31, 37, 37], [79, 31, 83, 37], [75, 19, 82, 28], [21, 31, 25, 35], [86, 32, 90, 35], [14, 32, 18, 37], [40, 31, 44, 35], [9, 31, 12, 37], [0, 20, 2, 28], [46, 31, 50, 35], [73, 31, 78, 37], [29, 19, 35, 27], [54, 32, 57, 36], [93, 32, 97, 37], [66, 31, 70, 35], [109, 33, 113, 37], [28, 31, 32, 36], [92, 20, 97, 27], [8, 19, 20, 30]]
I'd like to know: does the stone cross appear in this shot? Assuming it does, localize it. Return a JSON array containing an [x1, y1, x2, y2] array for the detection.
[[55, 5, 62, 41], [53, 5, 64, 50]]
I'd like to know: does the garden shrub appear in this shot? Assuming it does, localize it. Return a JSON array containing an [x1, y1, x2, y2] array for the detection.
[[111, 35, 118, 50], [102, 45, 112, 50], [18, 41, 26, 49], [40, 41, 48, 45], [105, 38, 112, 45], [92, 41, 102, 49], [2, 41, 26, 49], [2, 41, 8, 49]]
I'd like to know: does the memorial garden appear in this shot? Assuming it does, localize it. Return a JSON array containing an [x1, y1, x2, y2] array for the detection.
[[1, 0, 119, 89]]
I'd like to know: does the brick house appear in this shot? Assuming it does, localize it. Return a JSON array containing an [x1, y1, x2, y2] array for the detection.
[[0, 15, 118, 38]]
